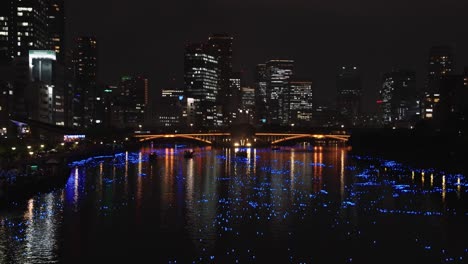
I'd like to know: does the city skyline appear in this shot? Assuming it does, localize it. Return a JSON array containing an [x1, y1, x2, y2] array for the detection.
[[67, 0, 468, 112]]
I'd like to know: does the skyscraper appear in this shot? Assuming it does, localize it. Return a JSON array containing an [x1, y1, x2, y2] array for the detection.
[[336, 66, 362, 126], [10, 0, 49, 58], [224, 72, 241, 125], [379, 70, 417, 126], [207, 34, 233, 104], [288, 81, 313, 126], [423, 45, 455, 120], [28, 50, 65, 126], [47, 0, 65, 62], [72, 36, 98, 128], [254, 64, 268, 125], [118, 75, 148, 128], [265, 60, 294, 125], [0, 1, 10, 62], [184, 43, 219, 128]]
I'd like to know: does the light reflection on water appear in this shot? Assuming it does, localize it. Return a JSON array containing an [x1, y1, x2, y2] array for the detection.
[[0, 146, 467, 263]]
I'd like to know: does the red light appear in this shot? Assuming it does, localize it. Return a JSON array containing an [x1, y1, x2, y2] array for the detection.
[[376, 100, 383, 104]]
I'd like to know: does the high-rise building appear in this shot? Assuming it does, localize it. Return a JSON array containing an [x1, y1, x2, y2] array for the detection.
[[207, 34, 233, 104], [423, 45, 455, 120], [223, 72, 241, 125], [10, 0, 49, 58], [29, 50, 65, 125], [1, 0, 64, 61], [435, 75, 466, 129], [184, 43, 219, 128], [118, 75, 148, 128], [0, 1, 11, 62], [254, 64, 268, 125], [0, 72, 13, 136], [241, 87, 255, 112], [288, 81, 313, 126], [265, 60, 294, 125], [157, 89, 184, 129], [72, 36, 98, 128], [379, 70, 417, 126], [47, 0, 65, 62], [336, 66, 362, 126]]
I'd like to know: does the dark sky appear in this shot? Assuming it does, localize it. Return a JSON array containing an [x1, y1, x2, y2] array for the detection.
[[67, 0, 468, 113]]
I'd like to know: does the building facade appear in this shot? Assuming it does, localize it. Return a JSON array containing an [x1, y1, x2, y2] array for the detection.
[[184, 43, 220, 129], [336, 66, 362, 126], [379, 70, 417, 126], [265, 60, 294, 126]]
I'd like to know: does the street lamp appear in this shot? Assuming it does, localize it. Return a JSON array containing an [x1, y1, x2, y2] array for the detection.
[[27, 145, 32, 149], [11, 147, 16, 151]]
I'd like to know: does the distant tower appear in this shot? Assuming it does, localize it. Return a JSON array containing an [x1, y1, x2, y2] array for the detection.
[[288, 81, 313, 126], [254, 64, 268, 125], [118, 75, 148, 128], [72, 36, 98, 128], [184, 43, 219, 128], [265, 60, 294, 125], [423, 45, 455, 119], [336, 66, 362, 126], [0, 1, 11, 62], [10, 0, 49, 58], [379, 70, 417, 126], [47, 0, 65, 62], [207, 34, 233, 105]]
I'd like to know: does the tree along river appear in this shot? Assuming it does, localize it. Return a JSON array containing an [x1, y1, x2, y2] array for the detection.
[[0, 145, 467, 263]]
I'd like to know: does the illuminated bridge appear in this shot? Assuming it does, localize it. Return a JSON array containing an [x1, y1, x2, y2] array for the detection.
[[133, 132, 350, 146]]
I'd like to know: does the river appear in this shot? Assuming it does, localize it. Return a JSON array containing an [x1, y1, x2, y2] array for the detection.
[[0, 145, 467, 263]]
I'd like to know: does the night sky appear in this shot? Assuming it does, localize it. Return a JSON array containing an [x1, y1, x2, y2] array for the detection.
[[67, 0, 468, 112]]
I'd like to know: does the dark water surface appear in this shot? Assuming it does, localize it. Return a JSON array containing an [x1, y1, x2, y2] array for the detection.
[[1, 145, 467, 263]]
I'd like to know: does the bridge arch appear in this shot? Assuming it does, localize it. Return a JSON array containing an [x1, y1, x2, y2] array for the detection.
[[136, 134, 213, 144], [267, 134, 350, 145]]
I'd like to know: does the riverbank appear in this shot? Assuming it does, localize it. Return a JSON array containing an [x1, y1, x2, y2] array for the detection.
[[0, 140, 142, 206], [349, 128, 468, 175]]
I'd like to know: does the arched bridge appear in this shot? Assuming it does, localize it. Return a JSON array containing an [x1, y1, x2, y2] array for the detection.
[[255, 133, 350, 145], [134, 132, 350, 146], [134, 133, 232, 145]]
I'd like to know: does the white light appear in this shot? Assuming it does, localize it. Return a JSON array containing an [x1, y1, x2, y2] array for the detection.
[[28, 50, 56, 69]]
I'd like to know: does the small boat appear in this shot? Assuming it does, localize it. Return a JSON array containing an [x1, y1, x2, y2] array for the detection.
[[149, 152, 158, 161], [184, 150, 195, 159]]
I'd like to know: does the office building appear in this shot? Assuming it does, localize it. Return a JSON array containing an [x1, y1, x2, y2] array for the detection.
[[288, 81, 313, 126], [71, 36, 98, 128], [254, 64, 268, 125], [184, 43, 219, 128], [118, 75, 148, 128], [379, 70, 417, 126], [423, 45, 455, 120], [265, 59, 294, 125], [336, 66, 362, 126]]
